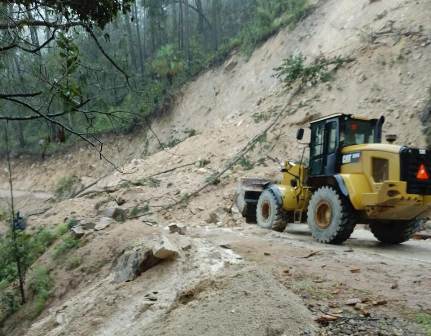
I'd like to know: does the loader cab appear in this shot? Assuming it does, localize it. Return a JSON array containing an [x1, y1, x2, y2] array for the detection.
[[300, 114, 383, 177]]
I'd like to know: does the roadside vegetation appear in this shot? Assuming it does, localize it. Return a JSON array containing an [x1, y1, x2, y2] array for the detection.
[[0, 223, 74, 322]]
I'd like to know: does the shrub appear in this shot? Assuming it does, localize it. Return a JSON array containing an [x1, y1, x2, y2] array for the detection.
[[28, 267, 53, 318], [0, 287, 19, 320], [55, 175, 80, 199], [52, 234, 80, 260], [274, 53, 352, 88]]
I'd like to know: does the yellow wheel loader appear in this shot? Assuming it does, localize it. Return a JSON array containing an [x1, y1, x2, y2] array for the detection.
[[237, 114, 431, 244]]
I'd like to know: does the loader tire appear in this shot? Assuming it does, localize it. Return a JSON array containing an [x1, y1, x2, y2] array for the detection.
[[370, 219, 423, 244], [256, 189, 287, 232], [307, 187, 356, 244]]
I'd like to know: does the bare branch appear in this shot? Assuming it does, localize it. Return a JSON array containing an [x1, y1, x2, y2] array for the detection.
[[84, 25, 131, 86]]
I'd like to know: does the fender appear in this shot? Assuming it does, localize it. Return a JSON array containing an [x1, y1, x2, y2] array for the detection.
[[334, 175, 349, 197], [264, 183, 284, 205], [308, 175, 349, 197]]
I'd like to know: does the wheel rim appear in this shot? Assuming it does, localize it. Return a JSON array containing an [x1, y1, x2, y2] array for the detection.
[[315, 201, 332, 229], [261, 201, 271, 221]]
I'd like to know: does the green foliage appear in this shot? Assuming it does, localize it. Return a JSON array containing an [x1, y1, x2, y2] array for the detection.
[[238, 0, 311, 56], [151, 45, 185, 83], [2, 0, 133, 27], [0, 225, 63, 320], [0, 208, 8, 222], [238, 157, 254, 170], [274, 53, 351, 88], [28, 267, 53, 318], [52, 234, 80, 260], [128, 204, 150, 218], [205, 175, 221, 186], [416, 313, 431, 335], [197, 159, 211, 168], [0, 288, 19, 318], [56, 223, 70, 236], [184, 128, 197, 137], [1, 0, 314, 156], [54, 175, 80, 200], [252, 111, 271, 123]]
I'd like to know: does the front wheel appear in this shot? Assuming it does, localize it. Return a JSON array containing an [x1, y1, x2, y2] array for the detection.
[[256, 189, 287, 232], [370, 219, 423, 244], [307, 187, 357, 244]]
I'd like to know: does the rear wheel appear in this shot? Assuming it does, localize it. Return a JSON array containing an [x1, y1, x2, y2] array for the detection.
[[307, 187, 357, 244], [256, 189, 287, 232], [370, 219, 423, 244]]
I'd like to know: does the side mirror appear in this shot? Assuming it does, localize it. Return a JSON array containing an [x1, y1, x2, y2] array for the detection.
[[386, 134, 397, 144], [296, 128, 304, 141]]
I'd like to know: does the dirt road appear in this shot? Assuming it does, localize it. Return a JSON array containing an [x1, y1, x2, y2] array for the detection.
[[193, 224, 431, 334], [0, 189, 52, 200]]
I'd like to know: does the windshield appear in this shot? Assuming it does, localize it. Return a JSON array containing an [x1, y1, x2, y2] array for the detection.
[[342, 119, 376, 146]]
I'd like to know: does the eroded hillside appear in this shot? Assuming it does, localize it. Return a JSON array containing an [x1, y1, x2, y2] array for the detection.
[[1, 0, 431, 335]]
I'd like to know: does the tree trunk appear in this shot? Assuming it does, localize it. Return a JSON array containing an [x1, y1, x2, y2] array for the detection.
[[183, 0, 191, 67], [211, 0, 220, 51], [124, 14, 138, 72], [133, 1, 145, 78], [178, 0, 184, 50]]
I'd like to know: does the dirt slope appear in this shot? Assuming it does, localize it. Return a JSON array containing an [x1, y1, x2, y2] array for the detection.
[[1, 0, 431, 335]]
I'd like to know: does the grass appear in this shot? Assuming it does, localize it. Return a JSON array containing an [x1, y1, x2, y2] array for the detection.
[[52, 233, 80, 260], [416, 313, 431, 335], [129, 204, 150, 218], [0, 223, 72, 321], [54, 175, 80, 199], [0, 208, 8, 222], [252, 112, 271, 123], [238, 157, 254, 170], [28, 267, 53, 319]]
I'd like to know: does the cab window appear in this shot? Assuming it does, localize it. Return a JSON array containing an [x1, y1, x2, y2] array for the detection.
[[343, 119, 376, 146]]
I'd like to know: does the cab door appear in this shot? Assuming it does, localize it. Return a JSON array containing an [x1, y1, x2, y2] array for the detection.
[[309, 119, 339, 176]]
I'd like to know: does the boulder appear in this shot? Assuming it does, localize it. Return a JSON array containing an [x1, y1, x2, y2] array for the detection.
[[168, 223, 187, 235], [112, 244, 160, 283], [100, 207, 127, 222], [95, 217, 113, 231], [153, 236, 180, 259], [70, 226, 85, 239], [80, 221, 96, 230]]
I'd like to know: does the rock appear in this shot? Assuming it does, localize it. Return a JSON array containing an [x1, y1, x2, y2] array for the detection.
[[112, 244, 160, 283], [70, 226, 85, 239], [55, 312, 66, 326], [224, 59, 238, 73], [315, 314, 339, 325], [372, 299, 387, 306], [346, 298, 362, 306], [206, 212, 219, 224], [80, 221, 96, 230], [116, 197, 126, 206], [153, 236, 180, 260], [95, 217, 113, 231], [168, 223, 187, 235], [206, 207, 227, 224], [100, 207, 127, 222]]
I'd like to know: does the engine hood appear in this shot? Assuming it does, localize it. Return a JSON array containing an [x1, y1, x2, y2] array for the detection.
[[342, 143, 402, 154]]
